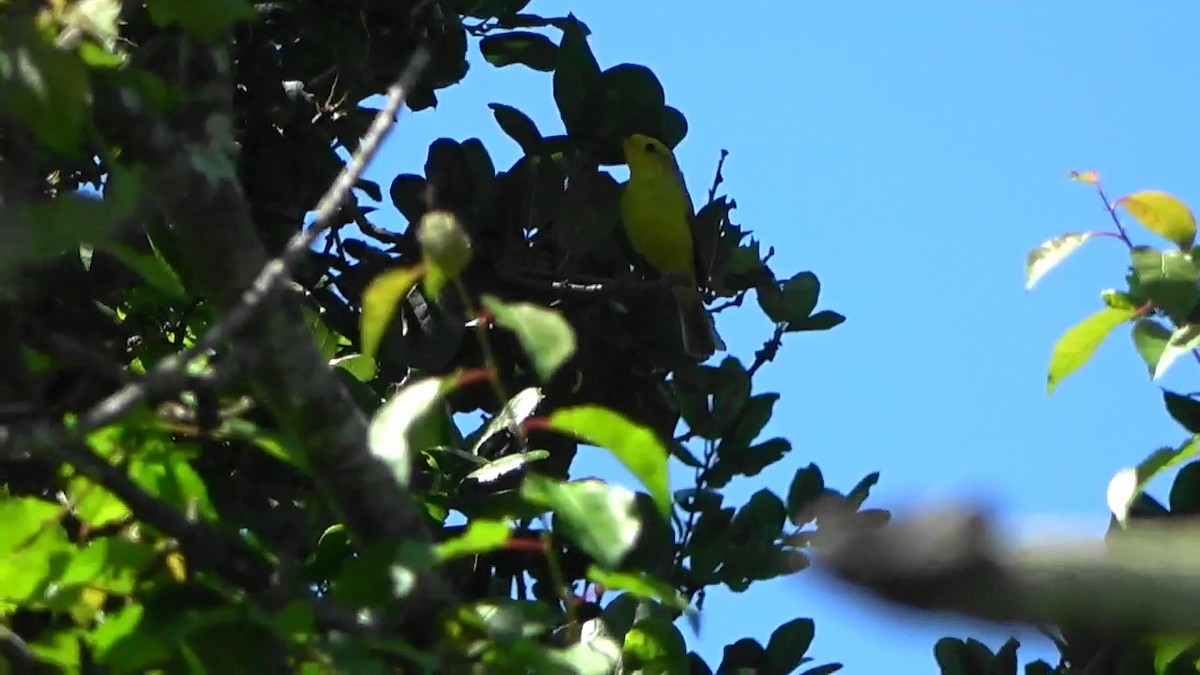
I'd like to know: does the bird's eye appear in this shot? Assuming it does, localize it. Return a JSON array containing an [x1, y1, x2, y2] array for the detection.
[[643, 142, 656, 153]]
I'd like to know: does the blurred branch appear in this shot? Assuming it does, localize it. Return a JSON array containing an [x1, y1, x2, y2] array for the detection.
[[816, 501, 1200, 636]]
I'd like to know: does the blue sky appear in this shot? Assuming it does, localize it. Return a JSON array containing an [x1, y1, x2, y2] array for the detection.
[[354, 2, 1200, 671]]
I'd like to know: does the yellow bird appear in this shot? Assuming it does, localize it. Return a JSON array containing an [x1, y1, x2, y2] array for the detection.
[[620, 134, 724, 359]]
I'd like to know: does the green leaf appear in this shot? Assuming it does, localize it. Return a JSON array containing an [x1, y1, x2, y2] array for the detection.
[[661, 105, 688, 148], [1046, 306, 1136, 394], [489, 103, 543, 154], [1169, 462, 1200, 515], [719, 638, 769, 672], [68, 474, 129, 528], [435, 520, 512, 561], [933, 638, 971, 675], [719, 393, 778, 453], [389, 174, 428, 223], [1102, 289, 1141, 310], [586, 567, 687, 610], [129, 452, 216, 520], [5, 167, 142, 275], [545, 406, 670, 518], [483, 296, 576, 381], [0, 19, 90, 154], [1024, 661, 1055, 675], [766, 618, 816, 675], [598, 63, 666, 139], [1129, 247, 1200, 319], [731, 489, 787, 542], [464, 0, 532, 20], [480, 32, 559, 72], [552, 16, 600, 137], [1154, 324, 1200, 380], [993, 638, 1020, 674], [674, 358, 752, 440], [676, 487, 723, 513], [419, 211, 473, 300], [1165, 391, 1200, 434], [707, 437, 791, 489], [800, 665, 843, 675], [521, 476, 639, 569], [145, 0, 254, 39], [845, 472, 879, 509], [759, 272, 819, 324], [464, 450, 550, 485], [789, 310, 846, 333], [360, 266, 423, 362], [1132, 318, 1173, 377], [98, 242, 187, 300], [622, 615, 688, 673], [1024, 233, 1093, 290], [787, 464, 826, 526], [1107, 436, 1200, 524], [331, 353, 377, 382], [368, 376, 456, 489], [469, 387, 544, 456], [1120, 190, 1197, 250], [0, 497, 71, 602]]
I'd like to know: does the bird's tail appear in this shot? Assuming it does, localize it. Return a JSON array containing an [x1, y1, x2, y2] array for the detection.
[[676, 290, 725, 360]]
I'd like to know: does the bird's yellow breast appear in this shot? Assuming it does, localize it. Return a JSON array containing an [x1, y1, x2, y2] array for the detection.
[[620, 169, 696, 281]]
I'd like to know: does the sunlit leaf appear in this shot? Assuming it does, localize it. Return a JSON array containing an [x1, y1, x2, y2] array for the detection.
[[621, 614, 688, 674], [1119, 190, 1197, 249], [368, 376, 456, 489], [435, 520, 512, 561], [1067, 170, 1100, 185], [1128, 247, 1200, 318], [470, 387, 544, 456], [331, 353, 377, 382], [1024, 232, 1093, 291], [521, 477, 639, 569], [1101, 289, 1140, 311], [1047, 306, 1136, 394], [464, 450, 550, 484], [586, 567, 687, 610], [1155, 324, 1200, 380], [483, 296, 576, 382], [1108, 437, 1200, 525], [360, 266, 423, 362], [546, 406, 670, 518]]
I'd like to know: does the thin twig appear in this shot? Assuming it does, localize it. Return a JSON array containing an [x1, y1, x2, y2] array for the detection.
[[747, 324, 786, 377]]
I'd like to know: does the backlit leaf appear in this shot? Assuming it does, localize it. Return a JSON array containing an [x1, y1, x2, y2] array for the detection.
[[521, 477, 639, 568], [1047, 306, 1136, 394], [360, 266, 423, 362], [368, 376, 456, 489], [435, 520, 512, 561], [1024, 232, 1093, 291], [483, 296, 576, 382], [1108, 436, 1200, 525], [1067, 170, 1100, 184], [546, 406, 670, 517], [1155, 324, 1200, 380], [1119, 190, 1197, 249]]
